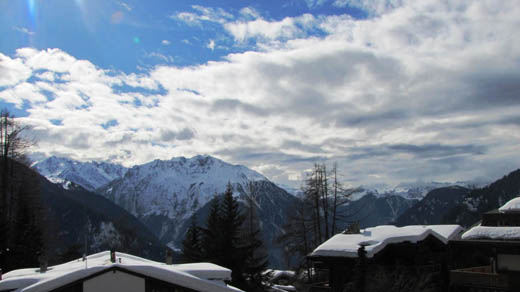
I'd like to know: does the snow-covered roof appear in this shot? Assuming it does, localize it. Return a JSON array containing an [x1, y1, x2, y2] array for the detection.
[[499, 197, 520, 213], [0, 251, 242, 292], [309, 225, 463, 258], [462, 225, 520, 240]]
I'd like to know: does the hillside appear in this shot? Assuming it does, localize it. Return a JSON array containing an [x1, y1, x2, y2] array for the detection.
[[442, 169, 520, 227], [393, 186, 470, 226]]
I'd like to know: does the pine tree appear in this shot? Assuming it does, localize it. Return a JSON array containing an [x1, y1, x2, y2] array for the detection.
[[241, 182, 268, 291], [220, 182, 245, 284], [182, 215, 202, 262], [201, 195, 222, 263]]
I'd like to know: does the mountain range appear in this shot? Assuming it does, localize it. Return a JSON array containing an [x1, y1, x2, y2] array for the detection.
[[32, 154, 516, 268]]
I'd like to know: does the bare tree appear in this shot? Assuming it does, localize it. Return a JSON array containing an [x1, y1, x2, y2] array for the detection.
[[0, 109, 33, 224], [0, 109, 32, 162]]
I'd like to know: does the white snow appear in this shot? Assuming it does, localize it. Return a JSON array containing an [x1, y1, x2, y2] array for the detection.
[[0, 251, 242, 292], [462, 225, 520, 240], [272, 284, 296, 291], [94, 155, 267, 221], [310, 225, 463, 258], [499, 197, 520, 213], [33, 156, 128, 191], [264, 269, 296, 280]]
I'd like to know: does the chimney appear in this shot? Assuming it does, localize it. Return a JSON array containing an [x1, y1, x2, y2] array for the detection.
[[166, 249, 173, 265], [110, 249, 116, 263], [344, 222, 360, 234], [38, 254, 48, 273]]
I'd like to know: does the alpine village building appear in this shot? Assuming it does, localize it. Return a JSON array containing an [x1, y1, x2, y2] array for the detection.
[[449, 197, 520, 291], [307, 224, 463, 292], [0, 250, 242, 292]]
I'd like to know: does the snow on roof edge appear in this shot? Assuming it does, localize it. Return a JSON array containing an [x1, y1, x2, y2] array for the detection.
[[309, 225, 463, 259], [462, 225, 520, 240], [499, 197, 520, 213]]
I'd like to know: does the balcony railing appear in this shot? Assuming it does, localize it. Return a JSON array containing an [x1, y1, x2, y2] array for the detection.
[[450, 266, 508, 290], [309, 281, 332, 292]]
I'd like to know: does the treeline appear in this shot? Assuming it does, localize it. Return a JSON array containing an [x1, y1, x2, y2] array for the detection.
[[0, 110, 45, 272], [277, 163, 357, 271], [181, 183, 268, 292]]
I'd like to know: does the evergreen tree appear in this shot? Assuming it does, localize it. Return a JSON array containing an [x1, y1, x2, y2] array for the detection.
[[181, 215, 202, 262], [201, 195, 222, 263], [242, 182, 269, 291], [220, 182, 245, 284]]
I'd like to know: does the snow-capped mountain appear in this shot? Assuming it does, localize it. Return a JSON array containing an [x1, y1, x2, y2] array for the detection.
[[95, 155, 297, 268], [33, 156, 128, 191], [99, 155, 267, 220], [33, 154, 298, 267], [353, 180, 488, 201]]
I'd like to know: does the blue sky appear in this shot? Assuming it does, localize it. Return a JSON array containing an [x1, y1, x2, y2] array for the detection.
[[0, 0, 365, 72], [1, 0, 520, 188]]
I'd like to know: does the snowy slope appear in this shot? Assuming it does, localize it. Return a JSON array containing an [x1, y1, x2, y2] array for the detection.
[[99, 155, 266, 220], [33, 156, 128, 191]]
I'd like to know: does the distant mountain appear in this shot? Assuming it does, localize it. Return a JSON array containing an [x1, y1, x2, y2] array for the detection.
[[442, 169, 520, 227], [393, 186, 471, 226], [338, 194, 418, 229], [350, 179, 488, 202], [33, 156, 128, 191]]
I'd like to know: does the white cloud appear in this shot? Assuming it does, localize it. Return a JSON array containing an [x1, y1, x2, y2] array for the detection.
[[304, 0, 328, 9], [239, 7, 261, 19], [161, 40, 171, 46], [145, 52, 174, 63], [224, 14, 318, 43], [2, 0, 520, 187], [118, 1, 132, 11], [12, 26, 35, 36], [333, 0, 405, 15], [207, 39, 215, 50], [172, 5, 234, 26]]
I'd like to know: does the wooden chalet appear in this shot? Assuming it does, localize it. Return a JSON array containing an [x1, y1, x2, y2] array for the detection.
[[307, 224, 462, 292]]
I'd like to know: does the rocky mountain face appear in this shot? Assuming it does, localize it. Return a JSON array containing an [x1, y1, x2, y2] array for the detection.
[[442, 169, 520, 227], [393, 186, 471, 226], [95, 155, 268, 243]]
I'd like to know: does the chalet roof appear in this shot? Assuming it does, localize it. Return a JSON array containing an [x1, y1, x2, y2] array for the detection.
[[499, 197, 520, 213], [0, 251, 242, 292], [462, 225, 520, 240], [309, 225, 463, 258]]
